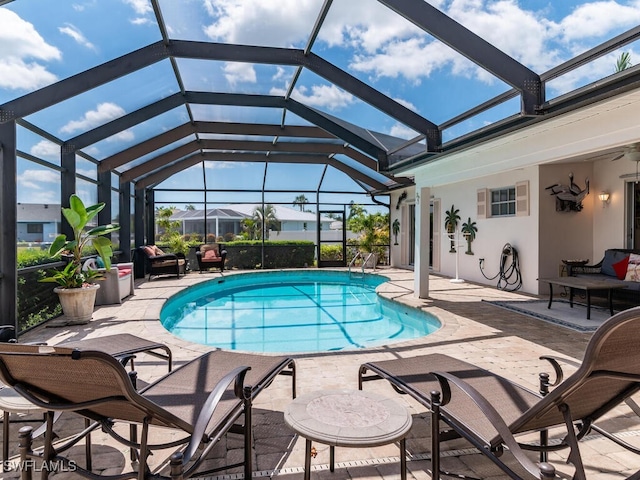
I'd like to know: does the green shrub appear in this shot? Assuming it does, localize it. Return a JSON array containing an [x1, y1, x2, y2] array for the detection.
[[223, 241, 315, 269], [320, 244, 343, 261]]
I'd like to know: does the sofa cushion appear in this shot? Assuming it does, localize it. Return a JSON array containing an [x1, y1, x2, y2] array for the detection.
[[153, 258, 186, 268], [602, 249, 630, 277], [613, 256, 630, 280], [117, 268, 132, 278]]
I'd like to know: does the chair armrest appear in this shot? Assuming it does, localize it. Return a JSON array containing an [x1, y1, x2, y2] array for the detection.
[[539, 355, 580, 387], [182, 366, 251, 464], [431, 370, 554, 479]]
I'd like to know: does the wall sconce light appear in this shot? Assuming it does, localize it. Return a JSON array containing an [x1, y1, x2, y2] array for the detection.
[[598, 191, 610, 207]]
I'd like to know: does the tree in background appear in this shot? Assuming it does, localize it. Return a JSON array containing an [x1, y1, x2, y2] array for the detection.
[[252, 204, 280, 240], [156, 206, 180, 242], [155, 206, 188, 254], [185, 204, 196, 211], [292, 194, 309, 212], [348, 208, 389, 255], [241, 218, 259, 240], [615, 52, 632, 72]]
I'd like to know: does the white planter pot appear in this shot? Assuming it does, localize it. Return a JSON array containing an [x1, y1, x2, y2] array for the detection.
[[54, 284, 100, 325]]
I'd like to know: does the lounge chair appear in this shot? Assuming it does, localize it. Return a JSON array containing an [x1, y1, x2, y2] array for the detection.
[[0, 332, 173, 472], [0, 343, 295, 480], [359, 306, 640, 479]]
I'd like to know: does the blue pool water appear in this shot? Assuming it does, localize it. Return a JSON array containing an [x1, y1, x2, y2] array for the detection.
[[160, 270, 440, 353]]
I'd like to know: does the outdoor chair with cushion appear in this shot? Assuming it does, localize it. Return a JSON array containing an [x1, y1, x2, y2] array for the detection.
[[195, 244, 227, 273], [138, 245, 186, 280], [0, 343, 295, 480], [82, 258, 134, 305], [359, 306, 640, 479]]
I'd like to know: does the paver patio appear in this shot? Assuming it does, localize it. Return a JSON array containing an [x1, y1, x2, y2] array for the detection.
[[3, 268, 638, 479]]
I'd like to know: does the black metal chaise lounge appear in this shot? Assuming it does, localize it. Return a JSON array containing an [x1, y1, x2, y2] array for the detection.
[[0, 343, 295, 480], [359, 306, 640, 480]]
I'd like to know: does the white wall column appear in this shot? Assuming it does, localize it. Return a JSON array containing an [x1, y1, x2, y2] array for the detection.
[[414, 186, 430, 298]]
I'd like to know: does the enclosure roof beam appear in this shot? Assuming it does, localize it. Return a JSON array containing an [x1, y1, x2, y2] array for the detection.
[[65, 93, 185, 150], [377, 0, 543, 115], [133, 149, 390, 191], [98, 121, 338, 173], [0, 41, 168, 122]]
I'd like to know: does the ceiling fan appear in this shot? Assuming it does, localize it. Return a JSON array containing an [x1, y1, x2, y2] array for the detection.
[[611, 143, 640, 162]]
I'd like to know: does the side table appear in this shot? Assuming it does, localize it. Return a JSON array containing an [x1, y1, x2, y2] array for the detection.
[[284, 389, 412, 480]]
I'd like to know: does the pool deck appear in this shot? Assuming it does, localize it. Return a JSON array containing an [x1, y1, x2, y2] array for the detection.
[[5, 267, 639, 479]]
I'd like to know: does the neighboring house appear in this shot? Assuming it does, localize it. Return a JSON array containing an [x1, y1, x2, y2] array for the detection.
[[170, 204, 334, 239], [389, 87, 640, 298], [17, 203, 60, 243]]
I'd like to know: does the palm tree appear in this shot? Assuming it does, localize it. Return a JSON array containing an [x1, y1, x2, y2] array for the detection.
[[252, 204, 280, 240], [292, 194, 309, 212], [461, 217, 478, 255], [615, 52, 632, 72], [241, 218, 258, 240], [185, 204, 196, 211], [444, 205, 461, 253]]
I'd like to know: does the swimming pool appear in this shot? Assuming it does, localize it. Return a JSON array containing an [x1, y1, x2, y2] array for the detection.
[[160, 270, 441, 353]]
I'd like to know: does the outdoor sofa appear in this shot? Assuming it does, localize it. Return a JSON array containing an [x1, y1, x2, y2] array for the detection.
[[569, 248, 640, 303]]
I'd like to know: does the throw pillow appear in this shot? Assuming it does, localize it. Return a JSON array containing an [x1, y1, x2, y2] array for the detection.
[[154, 246, 165, 256], [96, 256, 105, 268], [625, 254, 640, 282], [612, 256, 630, 280], [143, 246, 155, 257], [601, 250, 629, 277], [203, 249, 219, 260]]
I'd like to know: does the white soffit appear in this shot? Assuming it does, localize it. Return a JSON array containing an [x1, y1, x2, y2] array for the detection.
[[409, 89, 640, 187]]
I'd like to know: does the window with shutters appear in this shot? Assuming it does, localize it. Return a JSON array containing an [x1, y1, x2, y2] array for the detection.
[[490, 187, 516, 216]]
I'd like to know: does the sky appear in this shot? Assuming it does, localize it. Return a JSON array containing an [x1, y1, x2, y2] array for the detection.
[[2, 0, 640, 211]]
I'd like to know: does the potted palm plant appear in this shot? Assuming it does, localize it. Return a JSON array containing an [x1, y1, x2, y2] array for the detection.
[[41, 194, 120, 324]]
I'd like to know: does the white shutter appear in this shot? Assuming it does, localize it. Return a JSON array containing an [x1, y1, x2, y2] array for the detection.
[[516, 180, 529, 216], [477, 188, 488, 219]]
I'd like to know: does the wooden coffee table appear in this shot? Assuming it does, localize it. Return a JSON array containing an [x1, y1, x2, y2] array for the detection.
[[538, 277, 628, 319], [284, 389, 412, 480]]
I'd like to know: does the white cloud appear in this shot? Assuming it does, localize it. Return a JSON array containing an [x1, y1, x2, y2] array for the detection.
[[122, 0, 152, 16], [559, 1, 640, 43], [223, 62, 257, 86], [30, 140, 60, 160], [131, 17, 153, 25], [0, 9, 60, 91], [389, 123, 420, 140], [18, 169, 59, 190], [106, 130, 135, 142], [392, 97, 417, 112], [60, 102, 126, 134], [273, 84, 355, 111], [203, 0, 323, 46], [204, 161, 249, 169], [58, 23, 96, 50]]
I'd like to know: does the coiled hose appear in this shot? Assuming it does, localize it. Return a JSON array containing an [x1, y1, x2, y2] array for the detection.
[[479, 243, 522, 291]]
